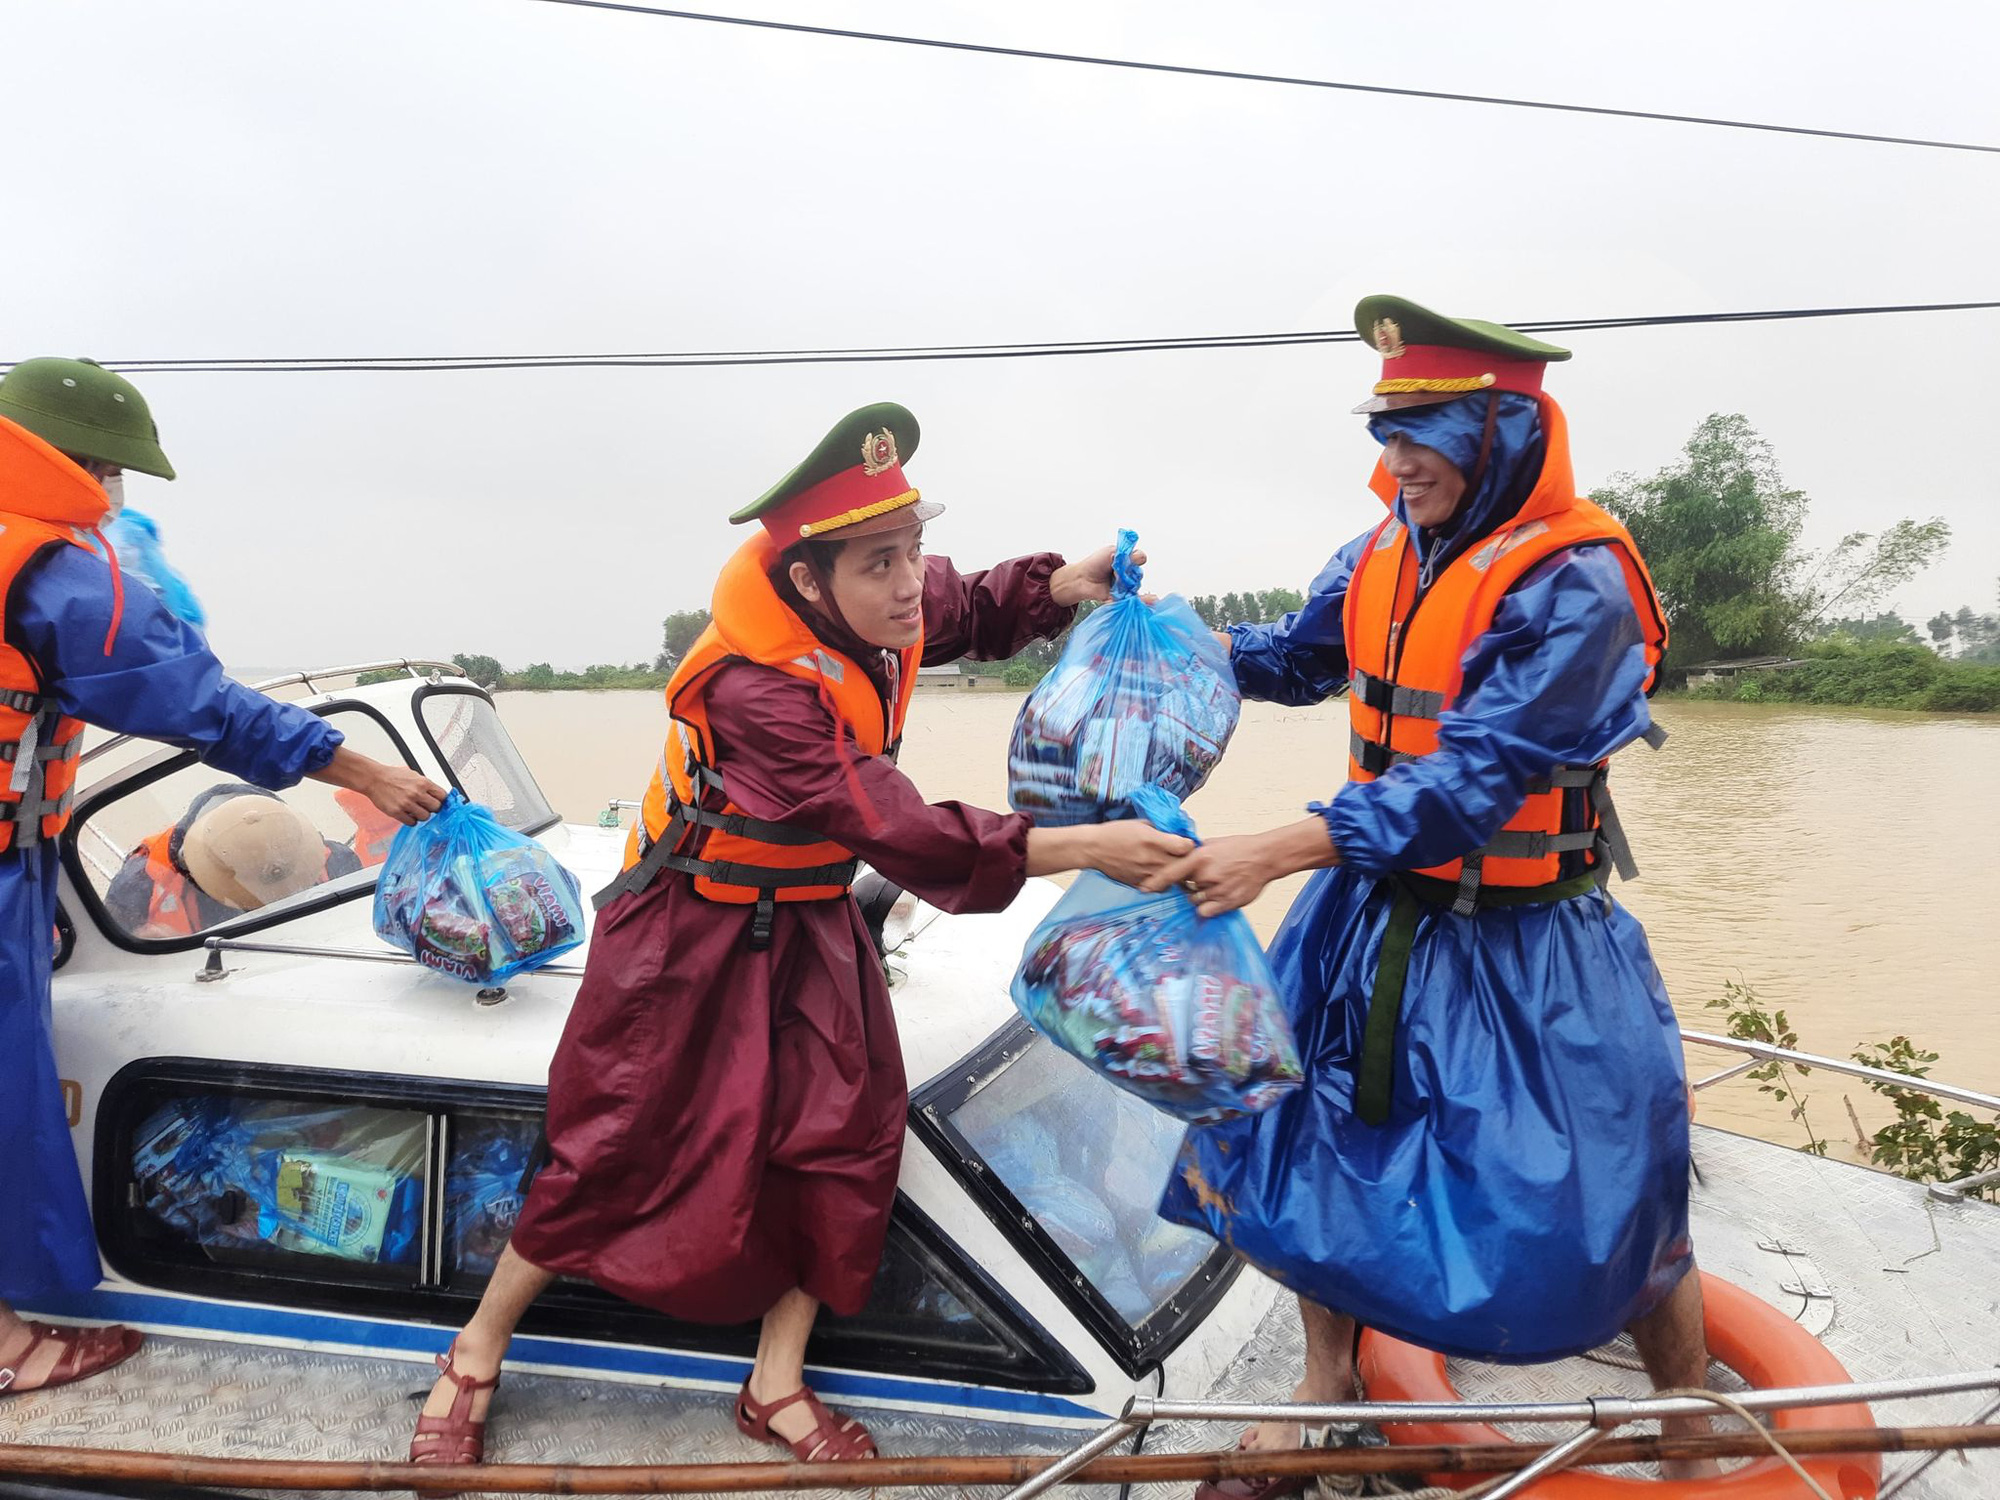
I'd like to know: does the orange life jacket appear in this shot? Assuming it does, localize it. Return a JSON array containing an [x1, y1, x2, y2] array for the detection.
[[0, 415, 121, 854], [1342, 395, 1668, 912], [131, 827, 200, 937], [335, 787, 401, 867], [607, 532, 921, 927]]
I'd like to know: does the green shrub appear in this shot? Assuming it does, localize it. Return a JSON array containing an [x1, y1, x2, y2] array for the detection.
[[1002, 660, 1043, 689], [1922, 665, 2000, 713]]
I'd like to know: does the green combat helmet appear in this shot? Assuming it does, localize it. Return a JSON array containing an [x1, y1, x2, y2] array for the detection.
[[0, 358, 175, 479]]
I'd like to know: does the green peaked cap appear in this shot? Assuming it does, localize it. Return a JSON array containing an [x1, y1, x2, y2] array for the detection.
[[0, 357, 176, 479], [732, 402, 923, 525], [1353, 295, 1571, 363]]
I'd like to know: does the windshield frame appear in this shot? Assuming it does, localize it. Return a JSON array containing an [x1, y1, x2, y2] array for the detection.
[[410, 684, 559, 838], [910, 1016, 1241, 1379], [60, 699, 423, 956]]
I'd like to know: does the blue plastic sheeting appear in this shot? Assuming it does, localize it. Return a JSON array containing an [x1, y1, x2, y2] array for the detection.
[[105, 507, 206, 629], [1160, 397, 1690, 1362]]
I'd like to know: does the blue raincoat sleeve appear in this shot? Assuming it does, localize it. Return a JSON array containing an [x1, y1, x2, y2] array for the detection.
[[1224, 532, 1371, 707], [13, 546, 341, 788], [1317, 546, 1656, 877]]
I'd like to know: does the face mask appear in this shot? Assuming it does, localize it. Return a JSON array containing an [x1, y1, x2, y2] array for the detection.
[[101, 472, 126, 518]]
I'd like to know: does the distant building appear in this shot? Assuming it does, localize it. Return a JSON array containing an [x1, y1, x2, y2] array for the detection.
[[915, 662, 1003, 691], [1679, 655, 1809, 687]]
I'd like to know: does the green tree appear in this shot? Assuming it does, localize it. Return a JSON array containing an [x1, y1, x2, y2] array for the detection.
[[517, 662, 557, 689], [1220, 591, 1252, 625], [452, 653, 505, 686], [1930, 586, 2000, 662], [1593, 414, 1949, 666], [655, 609, 712, 671], [1817, 612, 1919, 646], [1258, 586, 1305, 621]]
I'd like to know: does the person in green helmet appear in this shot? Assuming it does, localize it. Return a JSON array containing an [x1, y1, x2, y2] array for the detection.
[[0, 357, 449, 1396]]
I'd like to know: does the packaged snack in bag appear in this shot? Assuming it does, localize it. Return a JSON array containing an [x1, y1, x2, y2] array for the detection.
[[1008, 530, 1239, 826], [373, 791, 585, 983], [1009, 785, 1301, 1125]]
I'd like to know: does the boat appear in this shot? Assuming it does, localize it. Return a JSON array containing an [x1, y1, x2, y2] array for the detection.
[[6, 662, 1998, 1497]]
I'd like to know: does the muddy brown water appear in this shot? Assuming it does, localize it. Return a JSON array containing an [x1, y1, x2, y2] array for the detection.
[[499, 689, 2000, 1154]]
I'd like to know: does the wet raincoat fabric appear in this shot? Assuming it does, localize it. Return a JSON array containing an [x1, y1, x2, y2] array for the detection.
[[509, 553, 1072, 1324], [1158, 395, 1692, 1362], [2, 541, 340, 1301]]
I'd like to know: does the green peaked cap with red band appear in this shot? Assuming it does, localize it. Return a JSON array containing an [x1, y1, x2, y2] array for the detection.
[[1352, 295, 1571, 414], [731, 401, 944, 542]]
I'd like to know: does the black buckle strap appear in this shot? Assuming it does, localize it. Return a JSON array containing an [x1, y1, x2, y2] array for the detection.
[[1348, 729, 1418, 777], [750, 892, 776, 952], [1349, 669, 1445, 720], [667, 796, 826, 847]]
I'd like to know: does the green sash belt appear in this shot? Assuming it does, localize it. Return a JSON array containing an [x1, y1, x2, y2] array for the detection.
[[1353, 869, 1604, 1126]]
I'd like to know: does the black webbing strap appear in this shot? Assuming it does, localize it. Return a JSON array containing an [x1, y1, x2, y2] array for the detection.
[[750, 892, 776, 951], [0, 739, 75, 765], [594, 825, 856, 912], [1354, 868, 1601, 1127], [1348, 729, 1419, 777], [666, 796, 826, 846]]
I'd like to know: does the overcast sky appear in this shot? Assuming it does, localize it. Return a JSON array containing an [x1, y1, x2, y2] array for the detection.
[[6, 0, 1996, 671]]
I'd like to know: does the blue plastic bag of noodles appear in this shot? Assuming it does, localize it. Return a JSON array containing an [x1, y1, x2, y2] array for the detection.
[[1010, 785, 1301, 1125], [105, 507, 206, 629], [372, 790, 586, 983], [1007, 530, 1239, 826]]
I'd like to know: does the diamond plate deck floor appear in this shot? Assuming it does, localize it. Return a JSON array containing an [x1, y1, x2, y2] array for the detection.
[[2, 1125, 1995, 1498]]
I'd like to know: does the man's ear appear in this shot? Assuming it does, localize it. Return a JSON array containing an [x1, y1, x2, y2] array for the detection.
[[788, 559, 822, 603]]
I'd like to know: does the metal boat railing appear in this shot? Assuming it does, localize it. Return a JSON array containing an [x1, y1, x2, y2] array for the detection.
[[1684, 1029, 2000, 1198], [198, 935, 586, 993], [1003, 1368, 2000, 1500], [78, 658, 468, 767]]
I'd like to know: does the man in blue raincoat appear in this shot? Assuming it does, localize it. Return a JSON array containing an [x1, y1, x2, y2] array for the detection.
[[0, 357, 445, 1395], [1150, 298, 1710, 1490]]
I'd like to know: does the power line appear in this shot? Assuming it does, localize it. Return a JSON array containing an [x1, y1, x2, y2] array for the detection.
[[520, 0, 2000, 157], [34, 300, 2000, 374]]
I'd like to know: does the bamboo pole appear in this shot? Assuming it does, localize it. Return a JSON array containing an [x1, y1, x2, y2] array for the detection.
[[0, 1424, 1995, 1493]]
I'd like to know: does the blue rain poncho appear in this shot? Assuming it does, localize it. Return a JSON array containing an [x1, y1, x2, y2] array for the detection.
[[2, 544, 341, 1301], [1158, 396, 1692, 1362]]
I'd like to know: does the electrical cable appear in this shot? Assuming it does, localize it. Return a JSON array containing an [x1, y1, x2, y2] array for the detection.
[[519, 0, 2000, 156], [29, 299, 1999, 375]]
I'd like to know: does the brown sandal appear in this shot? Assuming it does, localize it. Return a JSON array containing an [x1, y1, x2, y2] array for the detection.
[[0, 1321, 143, 1396], [409, 1341, 501, 1468], [734, 1381, 878, 1462]]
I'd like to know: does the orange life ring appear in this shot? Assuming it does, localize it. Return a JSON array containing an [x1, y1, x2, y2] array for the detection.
[[1357, 1272, 1878, 1498]]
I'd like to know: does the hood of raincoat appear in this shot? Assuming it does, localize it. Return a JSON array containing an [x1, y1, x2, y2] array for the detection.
[[0, 413, 114, 529], [1365, 392, 1568, 576]]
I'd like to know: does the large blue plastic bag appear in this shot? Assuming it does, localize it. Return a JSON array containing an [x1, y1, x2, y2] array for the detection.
[[1008, 530, 1239, 825], [1009, 785, 1301, 1125], [105, 507, 206, 628], [373, 790, 585, 983]]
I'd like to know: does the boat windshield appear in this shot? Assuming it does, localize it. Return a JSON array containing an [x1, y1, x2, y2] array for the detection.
[[918, 1025, 1221, 1343], [67, 706, 415, 947], [415, 689, 556, 834]]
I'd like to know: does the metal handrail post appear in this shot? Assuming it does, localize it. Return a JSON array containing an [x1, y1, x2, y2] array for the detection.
[[1928, 1164, 2000, 1202], [995, 1416, 1140, 1500], [1681, 1030, 2000, 1113], [1879, 1392, 2000, 1497], [1140, 1367, 2000, 1426], [1474, 1424, 1611, 1500]]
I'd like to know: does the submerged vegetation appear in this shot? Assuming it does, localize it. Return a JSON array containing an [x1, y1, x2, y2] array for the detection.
[[1705, 981, 1999, 1200]]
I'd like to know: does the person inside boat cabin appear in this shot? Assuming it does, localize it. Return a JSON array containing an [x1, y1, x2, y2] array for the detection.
[[408, 402, 1196, 1470], [103, 784, 364, 939], [0, 357, 446, 1396], [1144, 298, 1718, 1490]]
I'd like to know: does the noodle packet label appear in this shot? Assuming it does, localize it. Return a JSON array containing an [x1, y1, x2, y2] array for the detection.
[[274, 1153, 397, 1262]]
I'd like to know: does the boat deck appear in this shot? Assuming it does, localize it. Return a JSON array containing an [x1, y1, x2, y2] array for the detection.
[[3, 1125, 1996, 1499]]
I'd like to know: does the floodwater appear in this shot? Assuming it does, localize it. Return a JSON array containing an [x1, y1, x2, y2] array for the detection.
[[499, 689, 2000, 1153]]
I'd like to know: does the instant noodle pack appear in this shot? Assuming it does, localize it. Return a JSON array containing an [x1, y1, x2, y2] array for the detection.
[[1008, 531, 1239, 825], [373, 791, 586, 983]]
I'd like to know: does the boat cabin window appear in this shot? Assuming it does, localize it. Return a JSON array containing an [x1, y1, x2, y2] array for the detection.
[[68, 708, 416, 948], [416, 690, 556, 834], [915, 1024, 1233, 1372], [127, 1089, 429, 1285], [98, 1069, 1088, 1395]]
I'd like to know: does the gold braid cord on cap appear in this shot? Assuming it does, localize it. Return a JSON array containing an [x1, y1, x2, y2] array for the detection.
[[797, 488, 923, 538], [1372, 374, 1499, 396]]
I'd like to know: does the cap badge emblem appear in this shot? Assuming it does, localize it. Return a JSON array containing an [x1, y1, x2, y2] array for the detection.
[[1373, 318, 1406, 359], [861, 428, 899, 476]]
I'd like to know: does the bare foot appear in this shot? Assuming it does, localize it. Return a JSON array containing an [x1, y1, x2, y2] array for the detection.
[[1656, 1413, 1722, 1481], [1240, 1369, 1354, 1453], [417, 1333, 503, 1425]]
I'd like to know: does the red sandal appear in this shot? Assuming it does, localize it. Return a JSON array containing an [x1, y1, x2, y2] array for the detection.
[[408, 1340, 501, 1468], [0, 1321, 143, 1396], [734, 1381, 878, 1462]]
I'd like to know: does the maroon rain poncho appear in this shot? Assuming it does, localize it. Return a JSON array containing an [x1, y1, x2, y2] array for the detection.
[[510, 553, 1069, 1320]]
